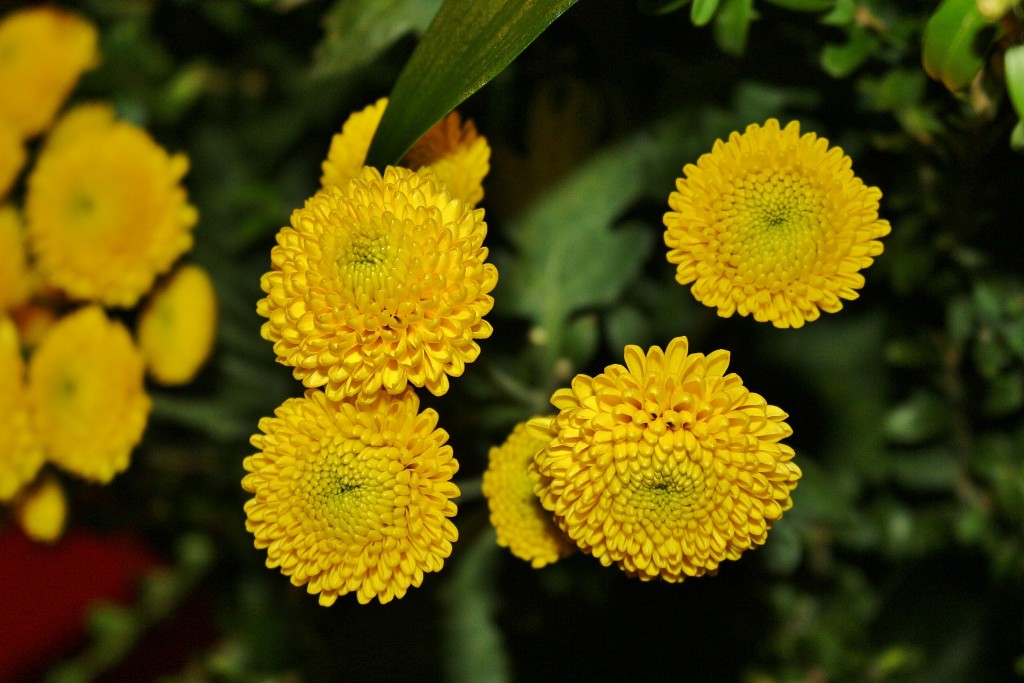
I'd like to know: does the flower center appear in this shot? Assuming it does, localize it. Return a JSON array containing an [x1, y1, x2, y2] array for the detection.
[[304, 440, 388, 534]]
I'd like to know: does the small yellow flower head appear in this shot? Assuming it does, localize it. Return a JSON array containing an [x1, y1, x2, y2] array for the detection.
[[529, 336, 800, 582], [243, 388, 460, 605], [663, 120, 891, 329], [0, 205, 32, 311], [25, 104, 199, 308], [28, 305, 151, 483], [16, 474, 67, 544], [0, 7, 99, 138], [483, 419, 575, 568], [0, 122, 25, 198], [138, 264, 218, 385], [259, 165, 497, 403], [0, 316, 44, 502], [321, 98, 490, 206]]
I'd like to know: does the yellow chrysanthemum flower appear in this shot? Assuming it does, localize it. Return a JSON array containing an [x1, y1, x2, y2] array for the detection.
[[259, 165, 497, 403], [0, 316, 44, 502], [0, 7, 98, 138], [28, 305, 150, 483], [243, 388, 460, 605], [663, 119, 891, 329], [138, 264, 218, 385], [0, 122, 25, 198], [482, 419, 574, 568], [320, 98, 490, 207], [0, 205, 31, 311], [16, 474, 67, 544], [528, 336, 801, 582], [25, 104, 198, 308]]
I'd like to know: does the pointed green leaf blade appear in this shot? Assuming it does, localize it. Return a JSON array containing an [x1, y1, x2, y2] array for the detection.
[[365, 0, 580, 168]]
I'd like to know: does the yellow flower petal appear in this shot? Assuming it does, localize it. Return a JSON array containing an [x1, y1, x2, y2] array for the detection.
[[0, 205, 31, 311], [0, 316, 43, 502], [16, 474, 67, 544], [0, 121, 25, 198]]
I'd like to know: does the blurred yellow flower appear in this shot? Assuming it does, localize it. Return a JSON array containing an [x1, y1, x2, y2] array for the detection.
[[320, 98, 490, 207], [25, 104, 198, 308], [0, 7, 98, 138], [663, 119, 890, 328], [0, 205, 31, 311], [529, 336, 801, 582], [28, 305, 150, 483], [0, 316, 43, 502], [16, 474, 67, 544], [138, 264, 218, 386], [259, 165, 497, 403], [0, 122, 25, 198], [243, 388, 460, 605], [483, 419, 574, 568]]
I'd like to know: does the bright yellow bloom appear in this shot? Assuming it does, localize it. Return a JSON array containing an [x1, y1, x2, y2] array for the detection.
[[320, 98, 490, 206], [0, 205, 31, 311], [0, 122, 25, 198], [0, 316, 43, 502], [16, 474, 67, 544], [0, 7, 98, 138], [663, 120, 891, 329], [243, 388, 460, 605], [138, 264, 218, 385], [28, 306, 150, 483], [25, 104, 198, 308], [483, 419, 574, 568], [259, 165, 497, 403], [528, 336, 800, 582]]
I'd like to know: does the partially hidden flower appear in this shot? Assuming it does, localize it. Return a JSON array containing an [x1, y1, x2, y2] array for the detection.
[[25, 103, 198, 308], [0, 7, 98, 138], [528, 336, 800, 582], [663, 119, 891, 329], [483, 419, 574, 568], [0, 316, 43, 502], [0, 205, 32, 311], [0, 122, 25, 198], [16, 474, 67, 544], [258, 165, 497, 403], [28, 305, 150, 483], [320, 98, 490, 207], [243, 388, 460, 605], [138, 264, 218, 385]]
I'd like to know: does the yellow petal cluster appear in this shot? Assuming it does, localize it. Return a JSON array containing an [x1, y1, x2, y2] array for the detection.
[[16, 474, 67, 544], [28, 306, 151, 483], [320, 98, 490, 207], [258, 165, 497, 403], [663, 119, 891, 328], [0, 205, 32, 311], [25, 104, 198, 308], [243, 388, 460, 605], [0, 316, 43, 502], [138, 264, 218, 385], [0, 122, 25, 198], [0, 7, 98, 138], [483, 419, 575, 568], [528, 336, 800, 582]]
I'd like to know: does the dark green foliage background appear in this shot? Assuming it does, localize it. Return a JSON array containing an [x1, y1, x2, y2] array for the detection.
[[29, 0, 1024, 680]]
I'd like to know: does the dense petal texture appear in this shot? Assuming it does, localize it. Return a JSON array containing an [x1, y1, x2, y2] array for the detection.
[[28, 306, 150, 483], [663, 119, 891, 328], [529, 336, 800, 582], [25, 104, 198, 307], [483, 419, 574, 568], [242, 389, 460, 605], [258, 165, 497, 402], [0, 316, 43, 502]]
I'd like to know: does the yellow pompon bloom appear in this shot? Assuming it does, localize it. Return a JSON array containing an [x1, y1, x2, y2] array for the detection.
[[243, 388, 460, 606], [259, 165, 497, 403], [138, 264, 218, 385], [0, 205, 32, 310], [0, 122, 25, 198], [528, 336, 801, 582], [663, 119, 891, 329], [25, 104, 198, 308], [0, 7, 98, 138], [320, 98, 490, 207], [16, 474, 67, 544], [28, 306, 150, 483], [482, 419, 574, 568], [0, 316, 43, 502]]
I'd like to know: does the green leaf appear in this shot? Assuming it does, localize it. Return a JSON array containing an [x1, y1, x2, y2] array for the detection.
[[713, 0, 755, 56], [637, 0, 692, 15], [888, 447, 960, 492], [1004, 44, 1024, 119], [885, 391, 949, 445], [983, 370, 1024, 417], [312, 0, 443, 80], [821, 26, 878, 78], [1012, 119, 1024, 152], [691, 0, 721, 26], [763, 0, 834, 11], [921, 0, 996, 92], [366, 0, 580, 167]]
